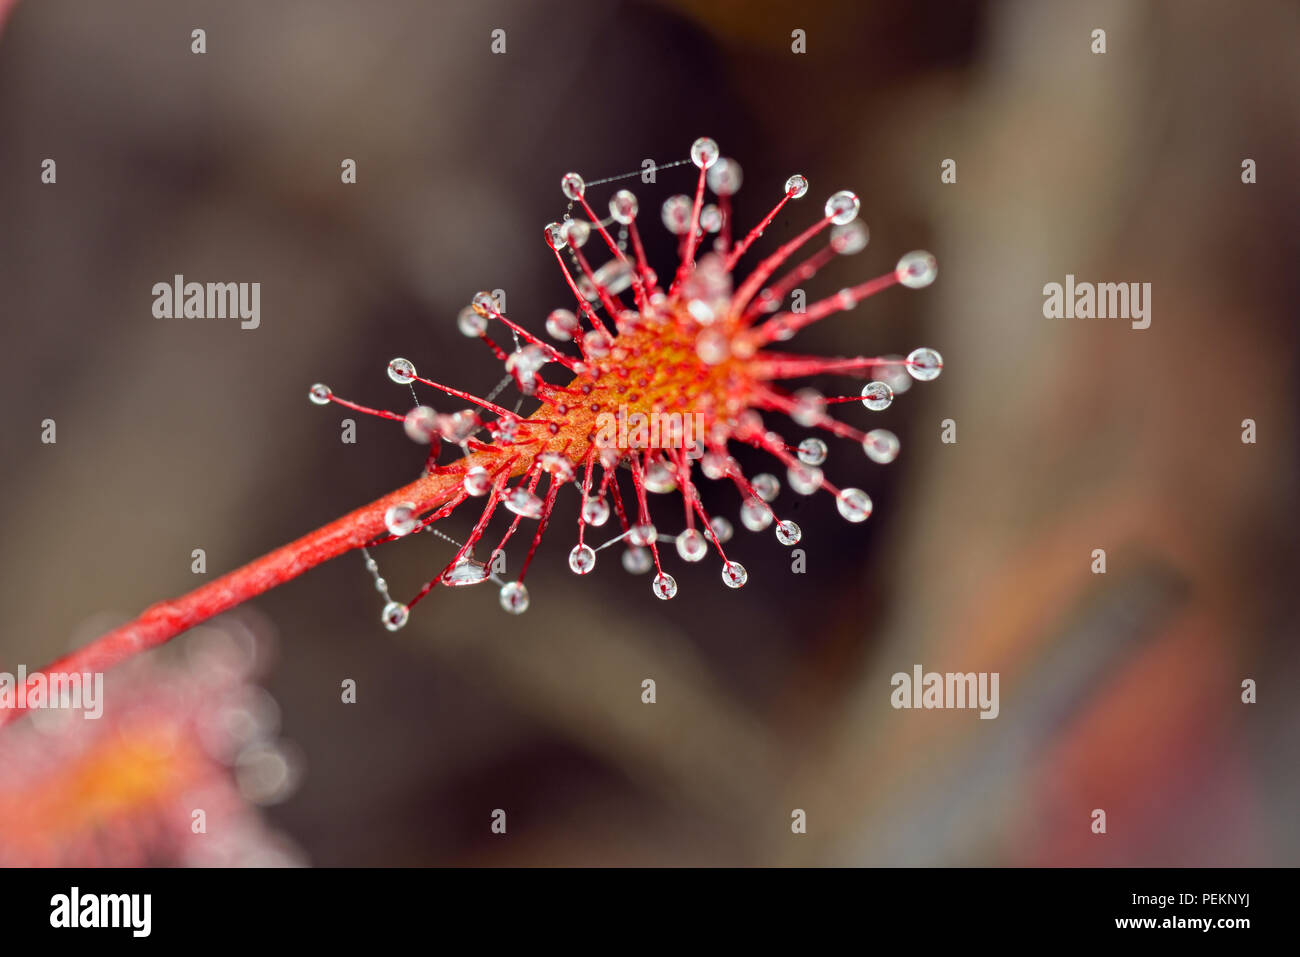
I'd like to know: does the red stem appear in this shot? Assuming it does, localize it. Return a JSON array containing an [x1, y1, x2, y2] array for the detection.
[[0, 462, 498, 728]]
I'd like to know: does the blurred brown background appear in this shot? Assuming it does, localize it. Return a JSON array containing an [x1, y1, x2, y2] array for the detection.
[[0, 0, 1296, 865]]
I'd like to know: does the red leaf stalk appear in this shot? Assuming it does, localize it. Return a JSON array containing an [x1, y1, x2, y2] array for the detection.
[[0, 459, 491, 728]]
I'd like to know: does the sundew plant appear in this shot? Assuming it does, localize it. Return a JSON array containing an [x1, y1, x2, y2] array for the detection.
[[2, 137, 941, 724]]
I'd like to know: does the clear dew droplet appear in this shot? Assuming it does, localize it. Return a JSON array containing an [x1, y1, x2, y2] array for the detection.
[[895, 250, 938, 289], [824, 190, 861, 225], [381, 601, 409, 632], [751, 473, 780, 502], [544, 221, 568, 251], [861, 380, 894, 411], [863, 428, 901, 464], [539, 452, 576, 483], [687, 301, 716, 326], [784, 174, 809, 199], [661, 195, 693, 235], [690, 137, 719, 169], [457, 305, 488, 337], [906, 347, 943, 381], [504, 487, 544, 519], [644, 461, 677, 493], [583, 329, 613, 358], [384, 503, 418, 537], [545, 308, 580, 341], [622, 546, 653, 575], [568, 544, 596, 575], [797, 437, 827, 466], [701, 451, 732, 480], [753, 289, 779, 314], [837, 488, 873, 523], [734, 411, 764, 441], [560, 172, 585, 200], [582, 495, 610, 527], [403, 406, 439, 444], [629, 522, 658, 546], [499, 581, 530, 614], [721, 561, 748, 588], [696, 327, 730, 365], [437, 409, 478, 442], [506, 344, 549, 395], [700, 204, 723, 234], [740, 496, 773, 532], [495, 416, 519, 443], [707, 157, 743, 196], [768, 318, 796, 341], [709, 515, 734, 543], [878, 355, 913, 395], [675, 528, 709, 562], [787, 463, 823, 496], [442, 558, 490, 587], [464, 465, 492, 496], [776, 520, 802, 546], [652, 572, 679, 600], [564, 218, 591, 249], [590, 259, 634, 300], [790, 388, 826, 427], [609, 189, 639, 224], [308, 383, 332, 406], [830, 221, 869, 255], [387, 357, 416, 383]]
